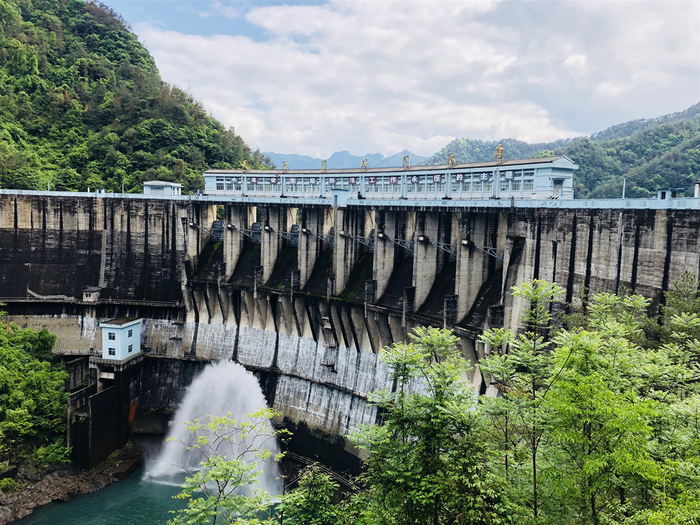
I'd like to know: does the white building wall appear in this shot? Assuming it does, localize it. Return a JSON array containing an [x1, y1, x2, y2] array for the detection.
[[101, 320, 142, 360]]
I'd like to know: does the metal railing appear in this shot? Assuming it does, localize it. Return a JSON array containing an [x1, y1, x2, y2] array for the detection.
[[0, 296, 182, 307], [2, 189, 700, 211]]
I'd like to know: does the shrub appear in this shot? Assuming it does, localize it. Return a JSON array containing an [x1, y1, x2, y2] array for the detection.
[[0, 478, 20, 494]]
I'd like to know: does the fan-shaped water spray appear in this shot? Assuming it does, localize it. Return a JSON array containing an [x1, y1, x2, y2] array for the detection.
[[144, 360, 282, 497]]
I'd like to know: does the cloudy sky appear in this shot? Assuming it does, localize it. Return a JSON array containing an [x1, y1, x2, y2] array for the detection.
[[103, 0, 700, 158]]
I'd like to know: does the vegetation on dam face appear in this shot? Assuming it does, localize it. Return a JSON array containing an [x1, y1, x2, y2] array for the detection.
[[0, 0, 270, 194], [0, 304, 69, 471], [162, 277, 700, 525]]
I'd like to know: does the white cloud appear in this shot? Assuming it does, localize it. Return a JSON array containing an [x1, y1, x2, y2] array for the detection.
[[134, 0, 700, 157], [211, 1, 240, 20], [564, 54, 587, 70]]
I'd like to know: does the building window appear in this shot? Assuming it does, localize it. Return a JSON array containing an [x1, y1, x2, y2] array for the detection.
[[108, 348, 116, 356], [128, 329, 133, 338], [216, 183, 224, 191], [108, 332, 115, 340], [524, 180, 534, 191], [128, 345, 133, 353], [512, 181, 521, 191]]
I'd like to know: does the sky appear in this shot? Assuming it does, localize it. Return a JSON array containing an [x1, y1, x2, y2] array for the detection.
[[103, 0, 700, 158]]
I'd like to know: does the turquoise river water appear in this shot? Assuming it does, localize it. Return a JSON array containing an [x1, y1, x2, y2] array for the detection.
[[17, 469, 185, 525]]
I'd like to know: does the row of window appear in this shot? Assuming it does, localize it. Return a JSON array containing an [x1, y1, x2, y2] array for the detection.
[[212, 169, 537, 186], [213, 179, 537, 194]]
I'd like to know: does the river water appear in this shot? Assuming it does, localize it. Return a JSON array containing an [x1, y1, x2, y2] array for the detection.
[[19, 361, 284, 524], [17, 469, 184, 524]]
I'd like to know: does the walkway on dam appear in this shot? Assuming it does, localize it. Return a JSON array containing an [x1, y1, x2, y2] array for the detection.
[[1, 188, 699, 211]]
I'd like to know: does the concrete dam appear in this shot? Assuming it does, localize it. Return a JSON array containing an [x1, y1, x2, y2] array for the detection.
[[1, 159, 699, 467]]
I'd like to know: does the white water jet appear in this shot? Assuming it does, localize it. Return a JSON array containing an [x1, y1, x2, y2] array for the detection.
[[144, 360, 282, 497]]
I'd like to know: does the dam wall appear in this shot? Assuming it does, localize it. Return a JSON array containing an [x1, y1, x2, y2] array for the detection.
[[2, 194, 699, 335], [0, 194, 213, 303], [2, 192, 700, 453], [11, 310, 475, 441]]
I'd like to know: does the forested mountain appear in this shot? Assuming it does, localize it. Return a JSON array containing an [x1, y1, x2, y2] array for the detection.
[[564, 117, 700, 198], [590, 103, 700, 142], [0, 0, 268, 193], [422, 137, 573, 167], [424, 103, 700, 198]]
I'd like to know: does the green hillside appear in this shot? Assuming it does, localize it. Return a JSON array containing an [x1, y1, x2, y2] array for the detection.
[[422, 137, 573, 167], [0, 0, 268, 193], [590, 103, 700, 142], [565, 117, 700, 198], [424, 103, 700, 198]]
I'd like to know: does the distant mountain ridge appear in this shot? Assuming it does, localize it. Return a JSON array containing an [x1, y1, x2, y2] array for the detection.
[[264, 150, 427, 170], [590, 103, 700, 142], [422, 103, 700, 167], [420, 138, 574, 167], [265, 103, 700, 199], [423, 102, 700, 199]]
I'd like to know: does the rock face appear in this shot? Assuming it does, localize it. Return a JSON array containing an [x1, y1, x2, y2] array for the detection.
[[0, 445, 141, 524], [0, 468, 111, 523]]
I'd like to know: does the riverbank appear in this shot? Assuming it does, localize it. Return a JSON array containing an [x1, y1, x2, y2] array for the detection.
[[0, 443, 142, 524]]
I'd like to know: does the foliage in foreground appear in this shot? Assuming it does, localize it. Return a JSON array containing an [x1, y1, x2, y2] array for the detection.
[[0, 308, 69, 467], [479, 277, 700, 524], [165, 274, 700, 524], [166, 408, 289, 525], [276, 464, 340, 525], [347, 326, 514, 524]]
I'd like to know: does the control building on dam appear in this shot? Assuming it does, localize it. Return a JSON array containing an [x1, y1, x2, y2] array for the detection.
[[1, 155, 700, 467]]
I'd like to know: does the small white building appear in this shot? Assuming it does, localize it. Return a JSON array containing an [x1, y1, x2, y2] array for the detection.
[[99, 318, 142, 360], [657, 189, 679, 200], [82, 286, 101, 303], [143, 181, 182, 196]]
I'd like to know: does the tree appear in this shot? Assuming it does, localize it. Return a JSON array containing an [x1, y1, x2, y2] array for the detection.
[[545, 328, 658, 524], [664, 270, 700, 322], [479, 280, 563, 522], [544, 291, 700, 524], [0, 312, 69, 467], [276, 464, 340, 525], [483, 283, 700, 524], [166, 408, 289, 525], [349, 326, 513, 525]]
